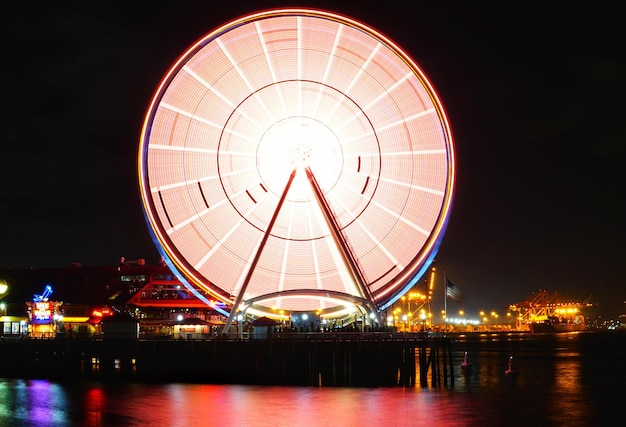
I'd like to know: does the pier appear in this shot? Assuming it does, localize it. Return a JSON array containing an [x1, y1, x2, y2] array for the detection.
[[0, 333, 453, 387]]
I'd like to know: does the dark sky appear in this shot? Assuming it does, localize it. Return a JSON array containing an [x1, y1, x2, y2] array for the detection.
[[1, 2, 624, 319]]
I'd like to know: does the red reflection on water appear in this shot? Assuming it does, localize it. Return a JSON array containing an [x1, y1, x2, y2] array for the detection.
[[80, 384, 471, 426], [83, 386, 105, 427]]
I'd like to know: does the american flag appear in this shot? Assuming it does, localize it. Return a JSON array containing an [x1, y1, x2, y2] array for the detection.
[[446, 278, 463, 302]]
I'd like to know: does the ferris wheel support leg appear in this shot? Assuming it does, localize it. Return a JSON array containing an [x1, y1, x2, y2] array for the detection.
[[222, 169, 298, 334], [305, 166, 381, 325]]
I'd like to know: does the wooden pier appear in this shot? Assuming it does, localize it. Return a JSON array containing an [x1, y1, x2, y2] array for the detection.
[[0, 333, 454, 387]]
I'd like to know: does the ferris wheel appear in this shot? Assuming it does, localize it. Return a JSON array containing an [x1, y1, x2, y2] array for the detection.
[[138, 9, 455, 321]]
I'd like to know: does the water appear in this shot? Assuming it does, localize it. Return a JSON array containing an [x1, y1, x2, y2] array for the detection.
[[1, 332, 624, 426]]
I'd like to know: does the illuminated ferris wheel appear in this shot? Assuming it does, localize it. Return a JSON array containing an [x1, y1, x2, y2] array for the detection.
[[138, 9, 455, 321]]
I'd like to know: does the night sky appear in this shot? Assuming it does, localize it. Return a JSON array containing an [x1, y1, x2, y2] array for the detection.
[[1, 2, 624, 319]]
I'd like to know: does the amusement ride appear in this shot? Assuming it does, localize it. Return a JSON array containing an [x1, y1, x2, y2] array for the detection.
[[138, 9, 455, 330]]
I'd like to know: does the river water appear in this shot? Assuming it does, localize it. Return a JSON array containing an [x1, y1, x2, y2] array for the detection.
[[1, 331, 624, 426]]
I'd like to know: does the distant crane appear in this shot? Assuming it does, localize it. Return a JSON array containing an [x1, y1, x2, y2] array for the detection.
[[508, 290, 592, 329]]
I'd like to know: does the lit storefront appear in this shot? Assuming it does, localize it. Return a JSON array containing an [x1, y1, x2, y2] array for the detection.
[[1, 316, 28, 337], [27, 299, 63, 338]]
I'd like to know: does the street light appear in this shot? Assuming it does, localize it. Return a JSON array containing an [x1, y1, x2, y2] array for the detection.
[[491, 311, 499, 329], [237, 314, 244, 338], [0, 279, 7, 318]]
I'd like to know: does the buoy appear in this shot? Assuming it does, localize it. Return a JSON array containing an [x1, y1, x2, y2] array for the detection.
[[461, 351, 472, 370], [505, 356, 516, 376]]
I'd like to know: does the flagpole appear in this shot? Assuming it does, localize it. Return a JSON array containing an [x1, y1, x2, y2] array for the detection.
[[444, 270, 447, 334]]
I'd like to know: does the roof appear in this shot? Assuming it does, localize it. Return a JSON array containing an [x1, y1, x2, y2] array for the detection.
[[251, 316, 279, 326]]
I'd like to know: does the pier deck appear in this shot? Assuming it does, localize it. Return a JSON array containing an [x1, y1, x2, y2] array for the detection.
[[0, 333, 453, 387]]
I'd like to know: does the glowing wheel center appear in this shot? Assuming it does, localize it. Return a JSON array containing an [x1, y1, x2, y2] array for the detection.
[[257, 118, 342, 201]]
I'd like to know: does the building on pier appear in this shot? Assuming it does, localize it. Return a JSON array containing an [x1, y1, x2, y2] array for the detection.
[[0, 259, 228, 338]]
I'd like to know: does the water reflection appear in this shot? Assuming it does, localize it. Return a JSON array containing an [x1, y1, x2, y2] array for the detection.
[[82, 387, 105, 426], [0, 379, 69, 426], [0, 332, 623, 426]]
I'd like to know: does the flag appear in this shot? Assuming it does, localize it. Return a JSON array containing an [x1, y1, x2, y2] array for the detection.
[[446, 278, 463, 302]]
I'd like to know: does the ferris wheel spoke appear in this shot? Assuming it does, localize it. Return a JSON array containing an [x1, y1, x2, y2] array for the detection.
[[304, 166, 376, 307]]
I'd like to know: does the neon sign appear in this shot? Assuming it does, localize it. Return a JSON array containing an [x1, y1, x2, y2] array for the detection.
[[33, 301, 52, 322], [33, 284, 53, 302], [91, 307, 113, 318]]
